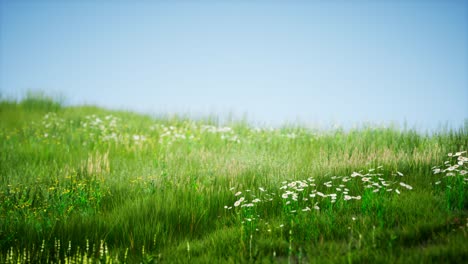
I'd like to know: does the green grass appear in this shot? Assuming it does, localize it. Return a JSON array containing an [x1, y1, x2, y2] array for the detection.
[[0, 96, 467, 263]]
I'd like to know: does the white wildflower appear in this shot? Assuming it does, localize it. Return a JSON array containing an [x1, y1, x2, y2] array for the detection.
[[234, 197, 245, 207], [446, 165, 459, 171], [399, 182, 413, 190], [317, 192, 326, 197]]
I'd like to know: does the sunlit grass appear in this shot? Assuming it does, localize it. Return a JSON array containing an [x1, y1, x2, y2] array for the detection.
[[0, 96, 467, 263]]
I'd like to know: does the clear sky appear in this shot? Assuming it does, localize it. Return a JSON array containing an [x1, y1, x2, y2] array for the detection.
[[1, 0, 467, 130]]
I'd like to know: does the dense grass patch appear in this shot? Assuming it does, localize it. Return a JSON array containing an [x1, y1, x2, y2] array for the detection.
[[0, 97, 467, 263]]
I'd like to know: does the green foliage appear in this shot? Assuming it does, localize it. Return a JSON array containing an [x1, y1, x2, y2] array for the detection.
[[20, 91, 63, 112], [0, 96, 467, 263]]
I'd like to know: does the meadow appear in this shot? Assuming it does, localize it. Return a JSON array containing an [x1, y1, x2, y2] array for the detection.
[[0, 95, 467, 263]]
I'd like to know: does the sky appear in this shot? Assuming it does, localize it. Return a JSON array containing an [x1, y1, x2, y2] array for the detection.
[[1, 0, 467, 130]]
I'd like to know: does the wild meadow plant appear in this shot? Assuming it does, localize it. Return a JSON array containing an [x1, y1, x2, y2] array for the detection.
[[432, 151, 468, 210], [226, 167, 415, 256], [1, 97, 467, 263]]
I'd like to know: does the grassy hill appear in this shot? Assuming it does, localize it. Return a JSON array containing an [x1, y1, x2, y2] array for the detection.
[[0, 96, 467, 263]]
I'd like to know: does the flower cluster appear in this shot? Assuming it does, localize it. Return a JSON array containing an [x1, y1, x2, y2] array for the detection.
[[432, 151, 468, 184], [226, 167, 413, 221]]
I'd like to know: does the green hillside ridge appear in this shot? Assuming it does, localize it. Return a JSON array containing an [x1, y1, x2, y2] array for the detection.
[[0, 96, 467, 263]]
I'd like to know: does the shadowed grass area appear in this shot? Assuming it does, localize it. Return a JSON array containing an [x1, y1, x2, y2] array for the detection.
[[0, 96, 467, 263]]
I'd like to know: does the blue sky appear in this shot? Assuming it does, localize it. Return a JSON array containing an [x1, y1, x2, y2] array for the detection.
[[1, 0, 467, 130]]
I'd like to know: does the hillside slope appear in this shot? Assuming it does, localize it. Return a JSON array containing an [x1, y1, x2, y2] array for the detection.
[[1, 97, 467, 263]]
